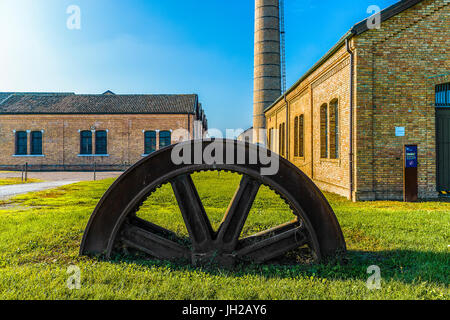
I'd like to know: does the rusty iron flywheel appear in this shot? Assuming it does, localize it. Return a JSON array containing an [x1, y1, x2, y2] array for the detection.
[[80, 139, 346, 266]]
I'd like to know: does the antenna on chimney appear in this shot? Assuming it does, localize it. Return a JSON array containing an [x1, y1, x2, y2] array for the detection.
[[280, 0, 287, 94]]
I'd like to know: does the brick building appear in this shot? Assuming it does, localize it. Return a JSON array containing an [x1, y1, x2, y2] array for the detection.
[[264, 0, 449, 201], [0, 92, 207, 171]]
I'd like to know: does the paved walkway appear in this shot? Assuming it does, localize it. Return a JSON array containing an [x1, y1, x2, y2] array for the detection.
[[0, 171, 122, 200], [0, 171, 122, 182], [0, 181, 80, 200]]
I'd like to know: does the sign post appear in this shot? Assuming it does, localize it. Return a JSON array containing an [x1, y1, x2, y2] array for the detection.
[[404, 145, 418, 202]]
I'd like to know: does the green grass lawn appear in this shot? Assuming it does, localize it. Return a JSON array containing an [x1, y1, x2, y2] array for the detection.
[[0, 172, 448, 300], [0, 178, 43, 186]]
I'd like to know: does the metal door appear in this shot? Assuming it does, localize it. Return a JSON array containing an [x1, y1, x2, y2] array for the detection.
[[436, 109, 450, 192]]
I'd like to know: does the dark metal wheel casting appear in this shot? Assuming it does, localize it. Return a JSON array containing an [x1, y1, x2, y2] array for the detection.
[[80, 139, 346, 266]]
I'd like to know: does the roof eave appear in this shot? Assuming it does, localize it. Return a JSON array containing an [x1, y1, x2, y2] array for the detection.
[[352, 0, 424, 35], [0, 111, 197, 115], [264, 30, 354, 113], [264, 0, 425, 114]]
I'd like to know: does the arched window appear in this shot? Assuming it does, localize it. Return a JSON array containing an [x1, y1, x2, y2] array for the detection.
[[278, 124, 282, 155], [299, 115, 304, 158], [80, 131, 92, 155], [159, 131, 171, 149], [294, 115, 305, 158], [278, 123, 285, 157], [320, 104, 328, 158], [144, 131, 157, 154], [329, 99, 339, 159], [95, 130, 108, 155], [31, 131, 43, 155], [294, 116, 299, 157], [268, 128, 274, 151], [15, 131, 27, 155]]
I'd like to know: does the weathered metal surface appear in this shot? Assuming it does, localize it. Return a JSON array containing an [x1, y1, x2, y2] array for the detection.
[[80, 139, 346, 266]]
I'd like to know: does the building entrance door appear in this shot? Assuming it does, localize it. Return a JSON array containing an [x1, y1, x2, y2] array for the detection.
[[436, 108, 450, 193]]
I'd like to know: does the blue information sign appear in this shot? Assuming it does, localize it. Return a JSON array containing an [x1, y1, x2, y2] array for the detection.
[[405, 145, 418, 168]]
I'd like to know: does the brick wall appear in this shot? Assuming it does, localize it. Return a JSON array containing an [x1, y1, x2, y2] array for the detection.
[[354, 0, 450, 200], [0, 113, 195, 171], [265, 0, 449, 201]]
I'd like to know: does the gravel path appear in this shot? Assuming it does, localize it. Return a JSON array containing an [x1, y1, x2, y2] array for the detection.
[[0, 181, 80, 200]]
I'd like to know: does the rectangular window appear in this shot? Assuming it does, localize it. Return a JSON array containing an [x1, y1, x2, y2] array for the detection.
[[15, 131, 27, 155], [320, 104, 328, 158], [95, 130, 108, 155], [144, 131, 157, 154], [80, 131, 93, 155], [30, 131, 43, 155], [159, 131, 171, 149], [436, 83, 450, 107]]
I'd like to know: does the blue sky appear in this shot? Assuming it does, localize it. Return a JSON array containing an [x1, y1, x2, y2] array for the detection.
[[0, 0, 398, 132]]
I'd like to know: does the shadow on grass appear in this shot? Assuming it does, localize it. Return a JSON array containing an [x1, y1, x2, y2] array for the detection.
[[102, 249, 449, 286]]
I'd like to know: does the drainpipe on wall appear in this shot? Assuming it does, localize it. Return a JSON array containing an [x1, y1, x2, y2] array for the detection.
[[187, 114, 191, 140], [284, 94, 289, 160], [310, 85, 314, 180], [62, 121, 65, 170], [346, 38, 355, 202]]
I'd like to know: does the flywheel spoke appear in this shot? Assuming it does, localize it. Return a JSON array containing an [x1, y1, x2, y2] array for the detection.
[[121, 223, 190, 261], [216, 175, 261, 252], [239, 220, 301, 245], [170, 174, 214, 252], [128, 215, 183, 241], [236, 222, 309, 264]]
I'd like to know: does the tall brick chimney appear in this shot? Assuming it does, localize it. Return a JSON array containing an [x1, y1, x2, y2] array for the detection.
[[253, 0, 282, 145]]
